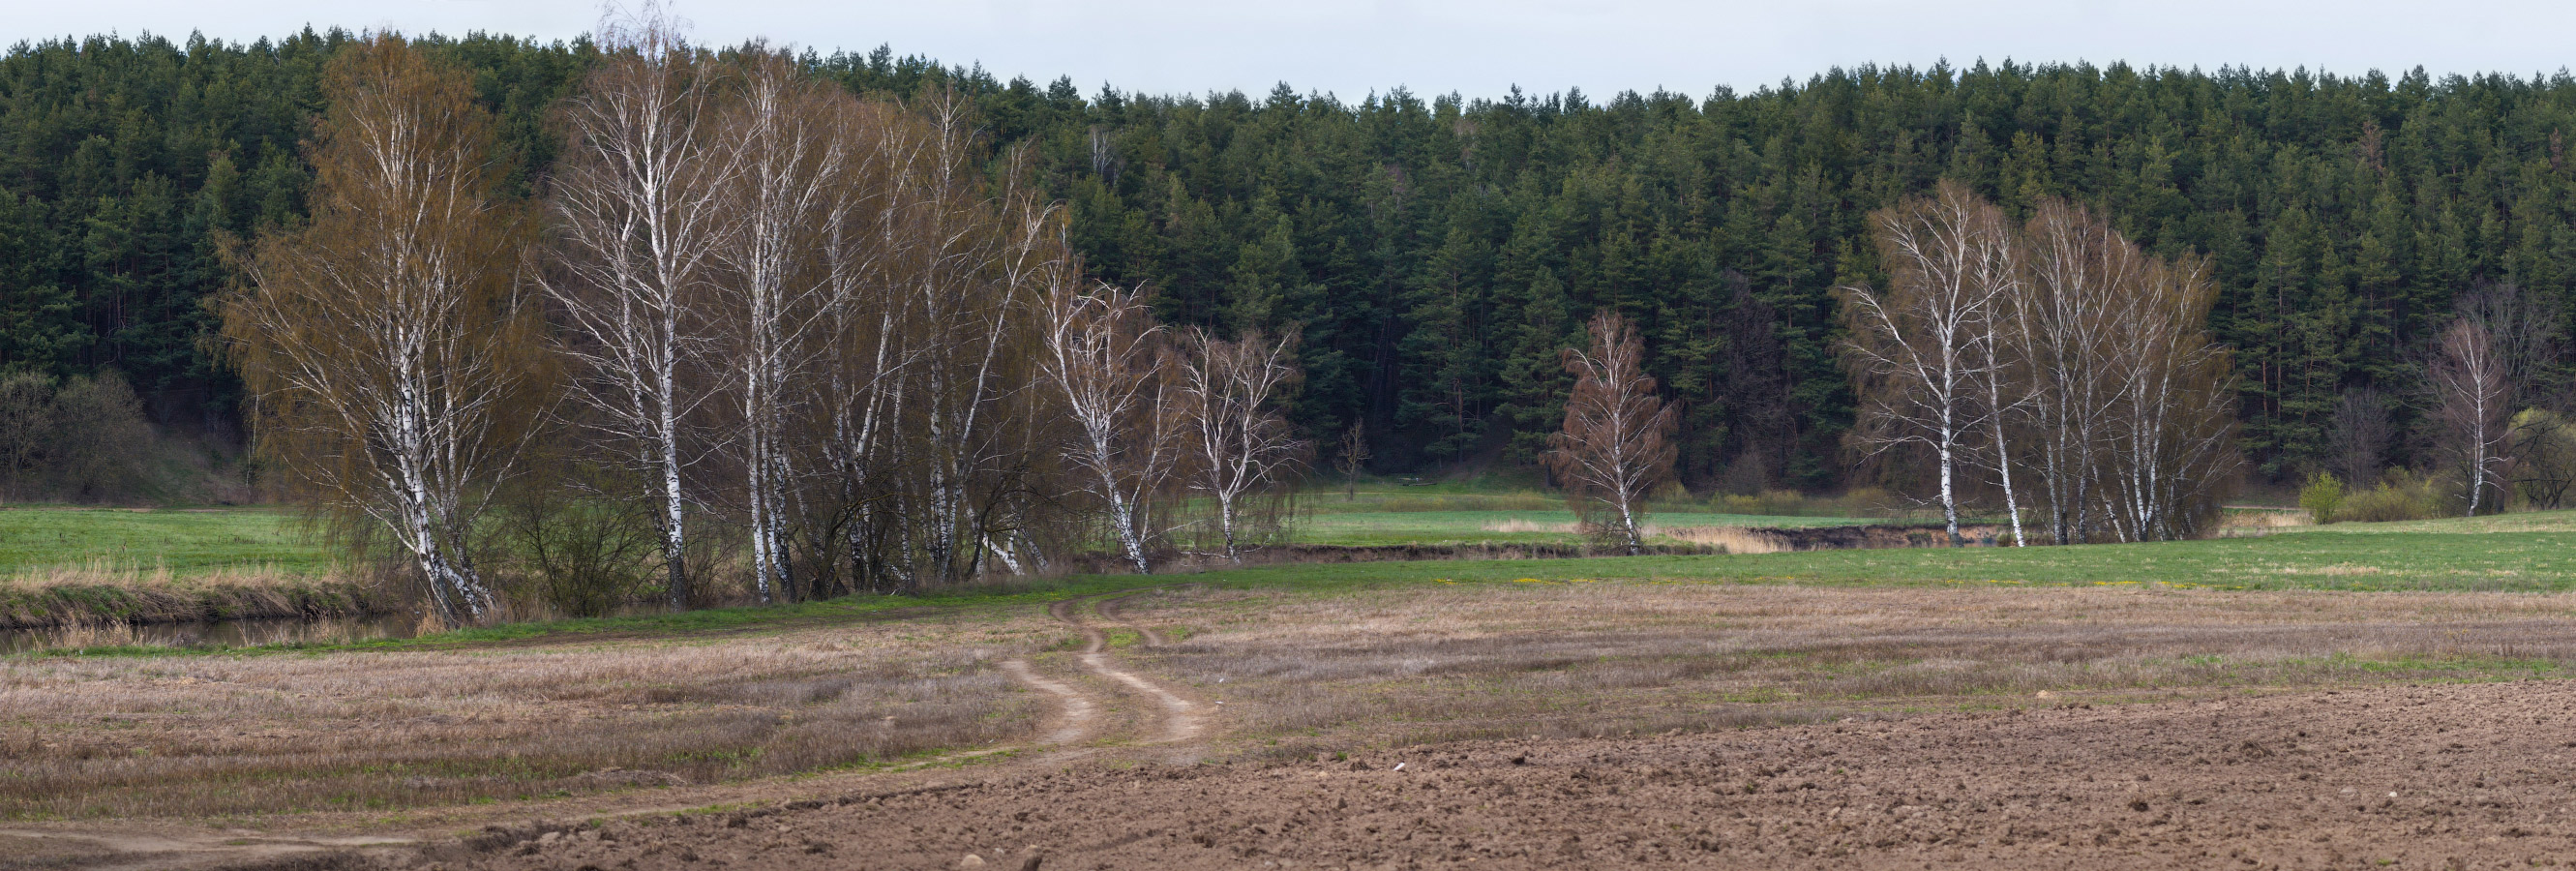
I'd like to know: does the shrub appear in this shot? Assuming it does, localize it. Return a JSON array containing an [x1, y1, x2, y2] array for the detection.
[[0, 371, 157, 503], [1718, 489, 1810, 517], [2335, 469, 2445, 524], [2297, 472, 2347, 524]]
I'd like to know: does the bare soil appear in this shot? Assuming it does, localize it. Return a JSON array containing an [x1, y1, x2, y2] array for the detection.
[[413, 679, 2576, 870], [15, 581, 2576, 870]]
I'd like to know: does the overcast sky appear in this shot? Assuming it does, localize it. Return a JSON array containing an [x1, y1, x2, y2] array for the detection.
[[13, 1, 2576, 101]]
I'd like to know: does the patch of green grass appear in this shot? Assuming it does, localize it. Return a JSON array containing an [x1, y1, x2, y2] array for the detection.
[[0, 508, 328, 575], [1290, 509, 1876, 547]]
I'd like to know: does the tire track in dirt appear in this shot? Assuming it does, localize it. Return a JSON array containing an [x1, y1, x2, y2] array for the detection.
[[993, 658, 1096, 745], [1047, 588, 1207, 743]]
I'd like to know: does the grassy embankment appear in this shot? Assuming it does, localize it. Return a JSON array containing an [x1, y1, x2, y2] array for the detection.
[[0, 507, 383, 629]]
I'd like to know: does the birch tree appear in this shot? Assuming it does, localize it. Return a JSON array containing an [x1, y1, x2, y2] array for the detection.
[[708, 50, 863, 603], [2004, 197, 2239, 543], [1840, 181, 2015, 547], [220, 36, 540, 628], [540, 13, 732, 611], [1544, 310, 1677, 556], [2094, 253, 2239, 541], [897, 93, 1064, 586], [802, 105, 926, 595], [1036, 278, 1179, 574], [2430, 317, 2511, 517], [1177, 327, 1303, 561]]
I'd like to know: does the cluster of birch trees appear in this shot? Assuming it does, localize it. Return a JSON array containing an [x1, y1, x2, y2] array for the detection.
[[1840, 182, 2241, 545], [218, 30, 1304, 628]]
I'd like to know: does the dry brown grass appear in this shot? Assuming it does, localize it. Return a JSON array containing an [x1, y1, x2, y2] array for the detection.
[[0, 608, 1066, 820], [1478, 519, 1576, 534], [1643, 526, 1786, 553], [1110, 581, 2576, 752], [0, 561, 385, 630]]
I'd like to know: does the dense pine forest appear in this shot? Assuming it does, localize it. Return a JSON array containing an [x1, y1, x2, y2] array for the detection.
[[8, 29, 2576, 493]]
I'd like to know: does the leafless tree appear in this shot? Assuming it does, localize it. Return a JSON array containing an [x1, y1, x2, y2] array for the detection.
[[1545, 310, 1678, 556], [2327, 386, 2394, 488], [540, 10, 733, 611], [797, 105, 927, 595], [2429, 317, 2511, 516], [2092, 253, 2239, 541], [2001, 197, 2240, 543], [220, 36, 543, 628], [706, 49, 865, 603], [889, 94, 1067, 587], [1177, 328, 1304, 560], [1336, 421, 1368, 501], [2010, 198, 2144, 543], [1035, 278, 1179, 574], [1840, 181, 2016, 546], [2455, 283, 2563, 405]]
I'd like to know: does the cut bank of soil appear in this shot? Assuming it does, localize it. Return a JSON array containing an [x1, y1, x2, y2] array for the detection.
[[408, 678, 2576, 871]]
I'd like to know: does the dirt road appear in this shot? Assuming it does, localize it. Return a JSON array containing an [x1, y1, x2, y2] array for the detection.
[[424, 678, 2576, 871]]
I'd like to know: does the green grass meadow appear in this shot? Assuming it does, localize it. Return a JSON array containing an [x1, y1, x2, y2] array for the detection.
[[1289, 509, 1873, 546], [0, 507, 330, 575], [1194, 523, 2576, 593]]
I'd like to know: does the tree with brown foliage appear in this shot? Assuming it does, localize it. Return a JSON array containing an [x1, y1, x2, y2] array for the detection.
[[1545, 310, 1677, 556], [220, 35, 543, 628]]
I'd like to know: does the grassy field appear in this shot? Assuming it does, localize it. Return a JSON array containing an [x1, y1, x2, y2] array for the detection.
[[0, 507, 328, 575], [0, 495, 1897, 575], [1287, 508, 1874, 546], [1205, 524, 2576, 592]]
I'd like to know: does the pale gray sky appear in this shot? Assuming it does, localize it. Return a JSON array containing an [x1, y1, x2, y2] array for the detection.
[[12, 1, 2573, 101]]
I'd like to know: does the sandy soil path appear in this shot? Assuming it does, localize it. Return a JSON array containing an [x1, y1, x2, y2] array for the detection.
[[1069, 589, 1205, 743]]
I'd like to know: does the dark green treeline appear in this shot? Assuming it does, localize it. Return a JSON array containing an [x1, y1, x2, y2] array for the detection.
[[8, 31, 2576, 487]]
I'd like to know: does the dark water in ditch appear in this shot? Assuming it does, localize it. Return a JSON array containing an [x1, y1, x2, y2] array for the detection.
[[0, 612, 421, 654]]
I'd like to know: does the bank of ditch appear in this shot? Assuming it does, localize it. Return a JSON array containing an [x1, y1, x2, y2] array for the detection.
[[0, 565, 388, 631]]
